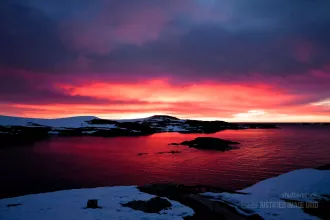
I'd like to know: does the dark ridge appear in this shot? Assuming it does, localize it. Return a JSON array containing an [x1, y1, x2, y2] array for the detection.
[[157, 150, 181, 154], [283, 198, 330, 220], [183, 120, 238, 133], [316, 164, 330, 170], [138, 184, 260, 220], [116, 122, 156, 134], [58, 129, 83, 137], [90, 128, 153, 137], [87, 119, 118, 125], [0, 126, 50, 147], [6, 203, 22, 207], [121, 197, 172, 213], [149, 115, 180, 120]]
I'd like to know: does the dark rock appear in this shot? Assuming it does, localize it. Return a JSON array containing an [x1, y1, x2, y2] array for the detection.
[[26, 122, 43, 126], [58, 129, 83, 137], [283, 198, 330, 220], [6, 203, 22, 207], [184, 120, 236, 134], [184, 194, 259, 220], [86, 199, 101, 209], [303, 198, 330, 220], [173, 137, 239, 151], [90, 128, 153, 137], [149, 115, 180, 120], [138, 184, 252, 220], [316, 164, 330, 170], [157, 150, 181, 154], [121, 197, 172, 213], [116, 122, 155, 134], [138, 184, 232, 200], [87, 119, 118, 125], [138, 184, 189, 200], [138, 153, 148, 156], [0, 126, 50, 147]]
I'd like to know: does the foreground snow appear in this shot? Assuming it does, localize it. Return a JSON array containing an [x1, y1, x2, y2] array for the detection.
[[0, 186, 194, 220], [202, 168, 330, 219]]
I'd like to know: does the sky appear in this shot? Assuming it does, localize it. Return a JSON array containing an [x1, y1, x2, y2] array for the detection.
[[1, 0, 330, 122]]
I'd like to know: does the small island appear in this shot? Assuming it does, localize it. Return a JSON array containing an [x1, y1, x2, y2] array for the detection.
[[170, 137, 240, 151]]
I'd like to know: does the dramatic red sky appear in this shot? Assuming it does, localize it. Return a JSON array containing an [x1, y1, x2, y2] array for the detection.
[[1, 0, 330, 122]]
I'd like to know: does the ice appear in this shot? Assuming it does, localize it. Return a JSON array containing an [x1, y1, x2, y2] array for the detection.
[[0, 186, 194, 220], [201, 168, 330, 219]]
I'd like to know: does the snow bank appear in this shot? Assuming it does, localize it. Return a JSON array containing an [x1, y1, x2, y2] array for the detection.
[[202, 169, 330, 219], [0, 186, 194, 220], [0, 115, 190, 132], [0, 115, 119, 129], [164, 125, 189, 132], [0, 115, 97, 128], [48, 131, 60, 135]]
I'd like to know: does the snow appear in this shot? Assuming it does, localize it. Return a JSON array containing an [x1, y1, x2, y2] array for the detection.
[[201, 168, 330, 219], [0, 115, 194, 134], [48, 131, 60, 135], [0, 115, 117, 129], [0, 186, 194, 220], [164, 125, 188, 132], [82, 131, 97, 135]]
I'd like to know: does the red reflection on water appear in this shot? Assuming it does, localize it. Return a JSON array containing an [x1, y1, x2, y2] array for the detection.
[[1, 126, 330, 198]]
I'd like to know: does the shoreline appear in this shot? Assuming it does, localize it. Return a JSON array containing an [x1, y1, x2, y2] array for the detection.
[[1, 165, 329, 220], [0, 115, 279, 147]]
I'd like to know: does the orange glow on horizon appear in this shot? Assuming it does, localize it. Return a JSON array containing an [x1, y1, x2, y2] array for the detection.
[[1, 79, 330, 122]]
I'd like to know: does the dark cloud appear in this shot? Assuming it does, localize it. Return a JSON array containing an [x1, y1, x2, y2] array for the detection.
[[0, 67, 146, 105], [1, 0, 330, 110], [0, 1, 75, 72], [87, 21, 330, 78]]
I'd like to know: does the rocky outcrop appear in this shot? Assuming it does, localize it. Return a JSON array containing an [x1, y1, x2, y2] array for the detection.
[[183, 120, 238, 133], [316, 164, 330, 170], [0, 115, 280, 147], [86, 199, 101, 209], [157, 150, 181, 154], [170, 137, 239, 151], [0, 126, 50, 147], [121, 197, 172, 213], [138, 184, 258, 220]]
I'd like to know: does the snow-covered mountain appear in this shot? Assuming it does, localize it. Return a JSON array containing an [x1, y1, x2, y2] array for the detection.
[[0, 114, 236, 134], [0, 115, 99, 128]]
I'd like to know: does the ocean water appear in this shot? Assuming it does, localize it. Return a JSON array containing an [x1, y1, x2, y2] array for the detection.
[[1, 125, 330, 198]]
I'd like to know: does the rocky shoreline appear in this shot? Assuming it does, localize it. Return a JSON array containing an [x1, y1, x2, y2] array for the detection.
[[1, 165, 328, 220], [0, 115, 279, 147]]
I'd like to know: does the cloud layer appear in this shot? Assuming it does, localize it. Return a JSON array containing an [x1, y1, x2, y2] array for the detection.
[[1, 0, 330, 121]]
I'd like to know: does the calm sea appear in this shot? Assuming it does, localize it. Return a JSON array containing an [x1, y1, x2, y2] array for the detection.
[[1, 125, 330, 198]]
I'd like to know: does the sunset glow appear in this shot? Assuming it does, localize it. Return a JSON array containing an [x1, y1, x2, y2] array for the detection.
[[1, 0, 330, 122]]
